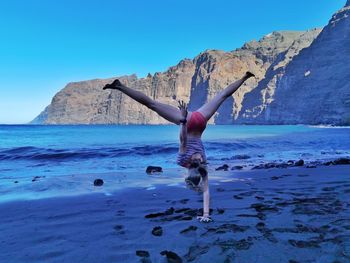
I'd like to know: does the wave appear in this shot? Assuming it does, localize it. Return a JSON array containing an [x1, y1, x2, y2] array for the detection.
[[0, 141, 261, 162]]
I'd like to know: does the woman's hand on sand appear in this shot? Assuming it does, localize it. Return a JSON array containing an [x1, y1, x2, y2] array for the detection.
[[197, 215, 212, 223], [103, 79, 124, 90], [177, 100, 188, 119]]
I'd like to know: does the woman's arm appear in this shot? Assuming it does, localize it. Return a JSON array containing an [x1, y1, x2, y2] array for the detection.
[[198, 175, 212, 222]]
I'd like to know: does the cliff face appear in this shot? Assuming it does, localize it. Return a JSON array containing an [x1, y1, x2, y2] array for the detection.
[[33, 31, 316, 124], [237, 2, 350, 125]]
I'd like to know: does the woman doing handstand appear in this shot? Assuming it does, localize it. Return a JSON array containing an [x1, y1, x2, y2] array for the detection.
[[103, 71, 255, 222]]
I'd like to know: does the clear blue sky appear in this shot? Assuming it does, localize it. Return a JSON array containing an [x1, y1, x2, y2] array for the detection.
[[0, 0, 346, 124]]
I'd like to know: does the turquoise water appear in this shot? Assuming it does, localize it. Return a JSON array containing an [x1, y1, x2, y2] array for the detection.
[[0, 125, 349, 201]]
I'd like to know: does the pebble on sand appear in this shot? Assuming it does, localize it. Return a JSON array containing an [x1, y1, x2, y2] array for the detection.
[[152, 226, 163, 236], [93, 179, 104, 186]]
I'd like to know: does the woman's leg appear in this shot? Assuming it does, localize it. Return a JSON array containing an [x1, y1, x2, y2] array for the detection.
[[197, 72, 254, 121], [103, 80, 183, 124]]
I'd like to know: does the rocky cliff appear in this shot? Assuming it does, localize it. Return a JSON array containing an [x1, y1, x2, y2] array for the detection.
[[32, 30, 320, 124], [237, 2, 350, 125]]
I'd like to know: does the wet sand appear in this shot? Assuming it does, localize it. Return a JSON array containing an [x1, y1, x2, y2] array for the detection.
[[0, 165, 349, 262]]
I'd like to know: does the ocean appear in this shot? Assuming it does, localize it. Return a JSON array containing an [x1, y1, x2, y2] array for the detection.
[[0, 125, 349, 202]]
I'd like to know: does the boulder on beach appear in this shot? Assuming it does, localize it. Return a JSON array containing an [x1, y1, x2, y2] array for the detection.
[[146, 166, 163, 174], [93, 179, 104, 186], [215, 164, 229, 171], [294, 159, 304, 166], [160, 250, 183, 263]]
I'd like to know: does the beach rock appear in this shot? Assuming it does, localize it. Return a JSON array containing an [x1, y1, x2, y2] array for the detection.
[[93, 179, 104, 186], [136, 250, 152, 262], [145, 212, 165, 218], [294, 159, 304, 166], [165, 207, 175, 215], [136, 250, 149, 257], [113, 225, 123, 231], [215, 164, 229, 171], [160, 250, 183, 263], [216, 208, 225, 214], [265, 163, 277, 169], [333, 158, 350, 165], [231, 165, 244, 170], [287, 160, 294, 165], [324, 161, 334, 166], [14, 181, 18, 183], [113, 225, 125, 235], [146, 166, 163, 174], [32, 176, 44, 182], [276, 163, 288, 168], [136, 250, 150, 257], [152, 226, 163, 236]]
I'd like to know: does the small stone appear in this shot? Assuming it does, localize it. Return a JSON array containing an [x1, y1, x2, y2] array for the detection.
[[136, 250, 150, 257], [160, 250, 183, 263], [294, 159, 304, 166], [145, 212, 165, 218], [146, 166, 163, 174], [179, 199, 189, 204], [14, 181, 18, 183], [93, 179, 104, 186], [113, 225, 123, 231], [217, 208, 225, 214], [165, 207, 174, 215], [231, 165, 244, 170], [31, 176, 43, 182], [333, 158, 350, 165], [215, 164, 229, 171], [152, 226, 163, 236]]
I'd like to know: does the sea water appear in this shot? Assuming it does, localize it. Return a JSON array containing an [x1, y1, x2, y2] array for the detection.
[[0, 125, 349, 202]]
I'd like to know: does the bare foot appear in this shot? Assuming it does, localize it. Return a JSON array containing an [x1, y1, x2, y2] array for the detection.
[[103, 79, 123, 90], [245, 71, 256, 79]]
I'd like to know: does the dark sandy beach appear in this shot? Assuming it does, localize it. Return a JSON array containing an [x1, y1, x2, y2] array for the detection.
[[0, 165, 349, 263]]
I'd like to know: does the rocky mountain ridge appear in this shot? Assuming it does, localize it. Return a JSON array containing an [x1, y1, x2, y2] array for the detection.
[[32, 1, 350, 125], [32, 30, 320, 124]]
